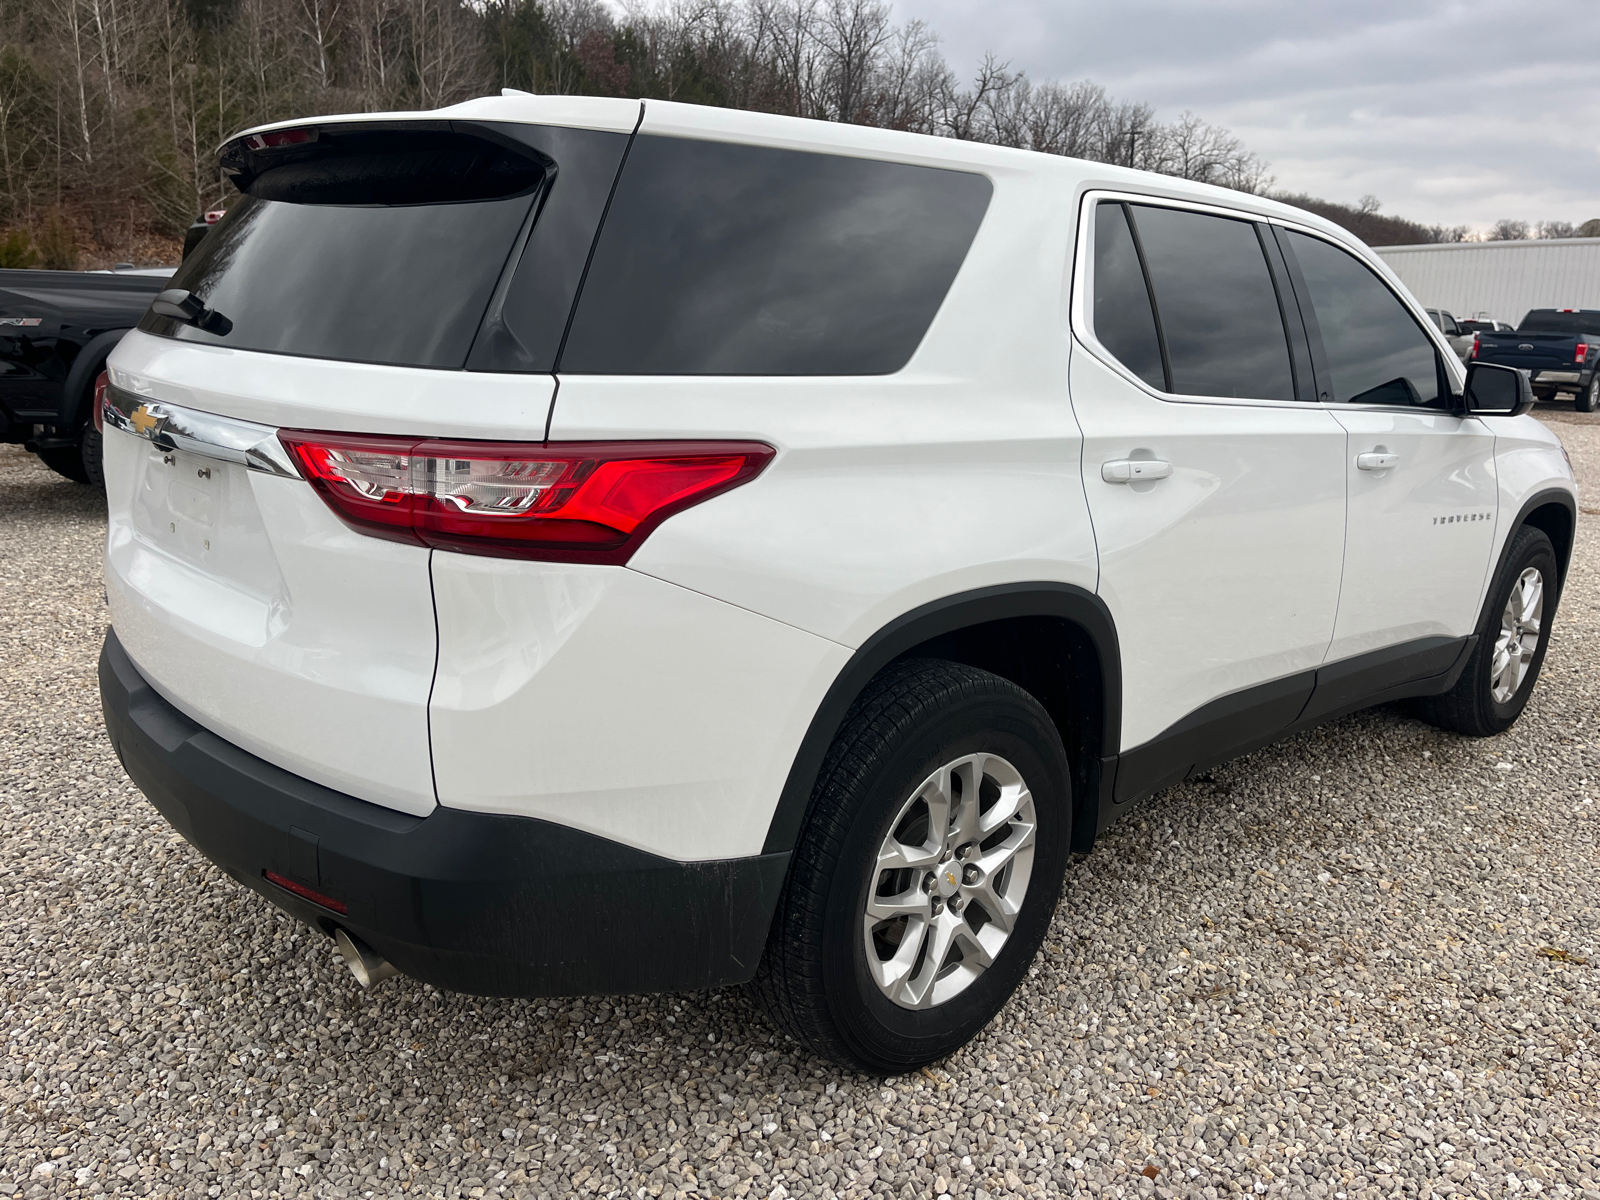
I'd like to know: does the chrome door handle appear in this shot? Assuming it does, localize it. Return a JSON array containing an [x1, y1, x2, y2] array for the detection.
[[1101, 459, 1172, 483], [1356, 452, 1400, 471]]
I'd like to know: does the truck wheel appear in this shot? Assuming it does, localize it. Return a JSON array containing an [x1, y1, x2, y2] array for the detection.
[[1578, 377, 1598, 413], [35, 424, 103, 487], [749, 658, 1072, 1073], [1414, 526, 1557, 737]]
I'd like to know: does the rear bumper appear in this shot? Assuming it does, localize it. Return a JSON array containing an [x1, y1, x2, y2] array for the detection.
[[99, 628, 789, 997]]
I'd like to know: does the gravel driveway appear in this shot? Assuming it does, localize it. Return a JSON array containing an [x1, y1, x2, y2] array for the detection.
[[3, 412, 1599, 1200]]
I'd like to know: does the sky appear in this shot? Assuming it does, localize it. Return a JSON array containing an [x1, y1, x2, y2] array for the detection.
[[892, 0, 1600, 232]]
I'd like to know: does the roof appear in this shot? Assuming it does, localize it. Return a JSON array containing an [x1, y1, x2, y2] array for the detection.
[[223, 91, 1353, 243]]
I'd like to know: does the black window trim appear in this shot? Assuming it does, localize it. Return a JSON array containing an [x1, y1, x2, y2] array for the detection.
[[1074, 189, 1468, 412], [1269, 220, 1467, 413]]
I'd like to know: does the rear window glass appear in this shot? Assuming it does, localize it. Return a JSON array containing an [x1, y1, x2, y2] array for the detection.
[[141, 126, 556, 370], [1129, 204, 1295, 401], [558, 137, 992, 375], [1090, 202, 1164, 389], [1518, 310, 1600, 335]]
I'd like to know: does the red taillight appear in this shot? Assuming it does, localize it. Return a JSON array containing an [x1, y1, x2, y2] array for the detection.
[[92, 370, 108, 433], [277, 433, 775, 564], [1470, 333, 1481, 360], [1576, 343, 1589, 363], [203, 209, 226, 224], [244, 127, 315, 151], [263, 870, 348, 914]]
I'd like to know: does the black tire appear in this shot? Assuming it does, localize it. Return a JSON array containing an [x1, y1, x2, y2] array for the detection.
[[34, 425, 102, 487], [1414, 526, 1558, 736], [749, 658, 1072, 1073], [1578, 376, 1599, 414]]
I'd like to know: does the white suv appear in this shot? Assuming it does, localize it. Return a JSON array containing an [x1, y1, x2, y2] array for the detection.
[[97, 95, 1576, 1073]]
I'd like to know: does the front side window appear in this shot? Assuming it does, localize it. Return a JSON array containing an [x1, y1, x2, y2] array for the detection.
[[1283, 231, 1441, 406], [559, 137, 992, 375]]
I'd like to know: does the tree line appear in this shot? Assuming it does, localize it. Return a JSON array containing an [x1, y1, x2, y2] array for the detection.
[[0, 0, 1589, 268], [0, 0, 1275, 266]]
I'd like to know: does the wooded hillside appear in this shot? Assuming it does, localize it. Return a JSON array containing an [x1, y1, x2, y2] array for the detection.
[[0, 0, 1274, 267]]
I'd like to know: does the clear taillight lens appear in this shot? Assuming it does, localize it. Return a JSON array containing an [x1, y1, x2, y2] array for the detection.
[[277, 433, 775, 564]]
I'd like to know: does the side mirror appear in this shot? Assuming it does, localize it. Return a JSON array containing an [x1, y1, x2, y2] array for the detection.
[[1463, 361, 1533, 417]]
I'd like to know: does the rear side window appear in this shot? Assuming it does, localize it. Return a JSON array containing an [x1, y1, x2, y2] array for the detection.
[[558, 137, 992, 375], [1282, 231, 1441, 406], [1091, 203, 1164, 389], [1129, 205, 1295, 401], [143, 124, 625, 371]]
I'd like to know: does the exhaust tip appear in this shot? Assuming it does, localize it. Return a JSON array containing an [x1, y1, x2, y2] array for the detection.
[[334, 928, 400, 989]]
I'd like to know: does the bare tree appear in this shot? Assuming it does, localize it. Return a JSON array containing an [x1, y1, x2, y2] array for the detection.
[[1535, 219, 1578, 240]]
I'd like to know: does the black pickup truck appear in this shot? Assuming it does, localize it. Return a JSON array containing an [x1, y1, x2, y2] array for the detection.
[[0, 267, 172, 483], [1471, 308, 1600, 412]]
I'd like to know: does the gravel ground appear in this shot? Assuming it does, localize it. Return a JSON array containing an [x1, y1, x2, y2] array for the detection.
[[3, 411, 1599, 1200]]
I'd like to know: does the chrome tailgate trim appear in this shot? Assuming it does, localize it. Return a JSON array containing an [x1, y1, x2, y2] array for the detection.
[[104, 383, 300, 478]]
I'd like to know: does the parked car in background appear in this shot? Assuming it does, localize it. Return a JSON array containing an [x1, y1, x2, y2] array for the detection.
[[1, 267, 172, 483], [1472, 307, 1600, 411], [182, 209, 228, 260], [1427, 307, 1476, 360], [97, 96, 1576, 1073], [1460, 317, 1513, 335]]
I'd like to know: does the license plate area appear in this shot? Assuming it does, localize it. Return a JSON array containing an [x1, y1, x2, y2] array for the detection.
[[126, 442, 287, 609]]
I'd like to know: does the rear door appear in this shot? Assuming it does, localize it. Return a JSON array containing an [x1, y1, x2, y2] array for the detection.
[[1070, 197, 1348, 800], [1276, 228, 1497, 679]]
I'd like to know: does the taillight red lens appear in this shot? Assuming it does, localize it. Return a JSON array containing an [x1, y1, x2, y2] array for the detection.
[[92, 370, 109, 433], [1469, 333, 1480, 360], [277, 433, 775, 564], [1576, 343, 1589, 363], [244, 127, 315, 150]]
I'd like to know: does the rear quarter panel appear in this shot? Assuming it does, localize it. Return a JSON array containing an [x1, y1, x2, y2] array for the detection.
[[550, 161, 1096, 649]]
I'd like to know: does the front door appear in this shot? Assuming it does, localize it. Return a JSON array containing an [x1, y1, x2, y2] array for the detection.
[[1071, 198, 1348, 801], [1277, 228, 1498, 676]]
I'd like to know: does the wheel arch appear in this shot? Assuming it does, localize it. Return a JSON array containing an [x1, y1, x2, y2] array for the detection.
[[56, 327, 129, 429], [1515, 489, 1576, 589], [762, 583, 1121, 859]]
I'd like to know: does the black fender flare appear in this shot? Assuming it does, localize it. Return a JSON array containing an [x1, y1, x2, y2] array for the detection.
[[1498, 487, 1577, 595], [57, 327, 130, 429], [760, 582, 1122, 856]]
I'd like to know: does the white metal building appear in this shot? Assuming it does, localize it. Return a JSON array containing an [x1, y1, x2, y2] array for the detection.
[[1373, 238, 1600, 326]]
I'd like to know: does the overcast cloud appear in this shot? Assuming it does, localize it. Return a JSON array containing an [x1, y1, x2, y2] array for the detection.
[[893, 0, 1600, 231]]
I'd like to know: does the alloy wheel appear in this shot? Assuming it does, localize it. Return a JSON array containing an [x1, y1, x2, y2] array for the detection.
[[1492, 567, 1544, 704], [863, 752, 1037, 1009]]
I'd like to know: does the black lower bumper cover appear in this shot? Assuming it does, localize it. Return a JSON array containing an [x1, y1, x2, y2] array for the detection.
[[99, 629, 790, 997]]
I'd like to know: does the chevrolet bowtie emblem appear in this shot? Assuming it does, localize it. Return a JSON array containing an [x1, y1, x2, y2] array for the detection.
[[129, 404, 162, 435], [944, 869, 958, 886]]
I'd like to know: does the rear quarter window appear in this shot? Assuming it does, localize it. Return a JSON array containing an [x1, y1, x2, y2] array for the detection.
[[558, 137, 993, 376]]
